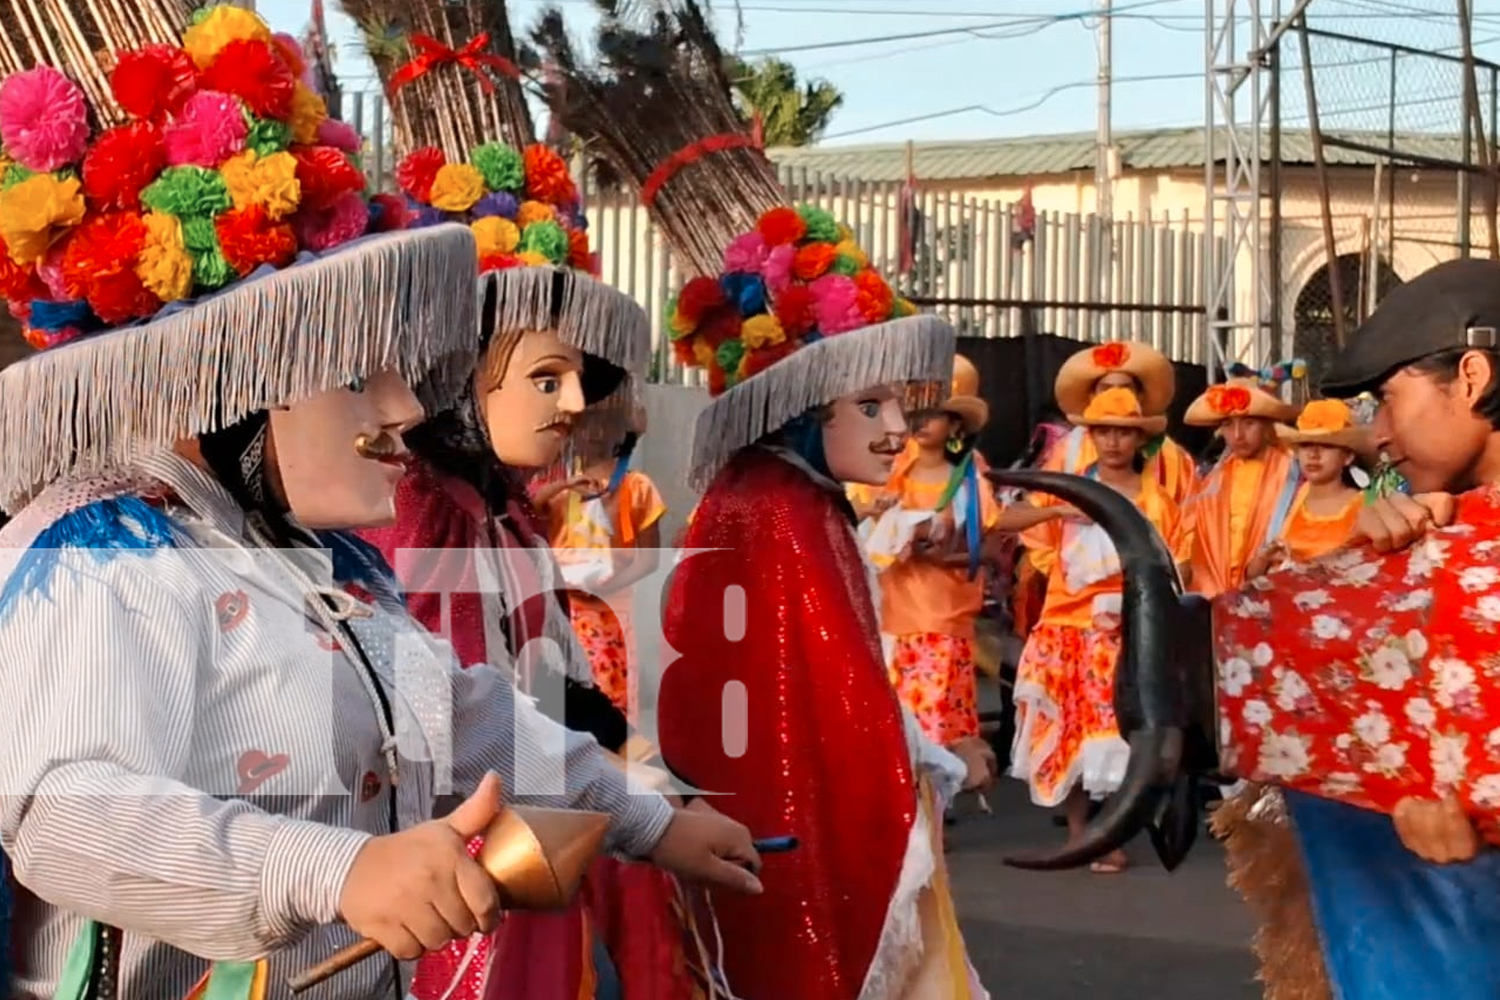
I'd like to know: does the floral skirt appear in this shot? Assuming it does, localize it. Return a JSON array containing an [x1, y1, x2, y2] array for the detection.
[[889, 632, 980, 746], [1010, 620, 1130, 806], [571, 601, 635, 720]]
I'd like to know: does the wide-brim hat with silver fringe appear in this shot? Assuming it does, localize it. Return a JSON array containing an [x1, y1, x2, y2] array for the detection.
[[0, 5, 478, 510], [341, 0, 650, 451], [531, 0, 955, 488]]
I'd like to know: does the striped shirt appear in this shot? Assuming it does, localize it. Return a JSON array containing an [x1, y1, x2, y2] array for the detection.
[[0, 453, 674, 999]]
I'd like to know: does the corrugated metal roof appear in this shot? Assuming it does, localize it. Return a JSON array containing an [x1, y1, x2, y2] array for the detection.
[[765, 126, 1468, 183]]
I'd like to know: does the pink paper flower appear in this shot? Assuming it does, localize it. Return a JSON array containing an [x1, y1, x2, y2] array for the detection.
[[295, 190, 369, 251], [0, 66, 91, 172], [37, 243, 71, 302], [761, 242, 795, 294], [316, 118, 362, 154], [811, 274, 865, 334], [163, 91, 249, 167], [722, 230, 768, 274]]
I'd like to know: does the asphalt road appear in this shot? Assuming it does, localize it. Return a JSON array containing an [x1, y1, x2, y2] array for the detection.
[[945, 781, 1262, 1000]]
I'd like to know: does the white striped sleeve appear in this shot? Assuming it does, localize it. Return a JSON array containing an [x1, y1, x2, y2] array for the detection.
[[0, 550, 369, 961], [449, 662, 675, 858]]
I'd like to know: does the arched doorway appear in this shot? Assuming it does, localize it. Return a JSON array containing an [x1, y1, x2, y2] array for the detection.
[[1294, 253, 1402, 388]]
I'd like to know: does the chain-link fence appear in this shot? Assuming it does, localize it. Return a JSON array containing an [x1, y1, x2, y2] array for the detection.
[[1278, 19, 1499, 383]]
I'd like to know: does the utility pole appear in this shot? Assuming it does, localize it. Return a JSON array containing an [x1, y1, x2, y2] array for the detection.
[[1096, 0, 1113, 224]]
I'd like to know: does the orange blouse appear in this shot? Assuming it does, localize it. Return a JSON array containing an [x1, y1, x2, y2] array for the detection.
[[1278, 485, 1361, 562], [546, 470, 666, 614], [1023, 477, 1192, 630]]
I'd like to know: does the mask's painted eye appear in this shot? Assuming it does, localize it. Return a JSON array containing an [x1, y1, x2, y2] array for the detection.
[[348, 376, 367, 393]]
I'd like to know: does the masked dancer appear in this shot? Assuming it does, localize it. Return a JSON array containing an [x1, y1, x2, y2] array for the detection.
[[0, 8, 759, 1000]]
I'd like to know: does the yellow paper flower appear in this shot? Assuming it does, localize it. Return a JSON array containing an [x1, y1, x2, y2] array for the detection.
[[182, 5, 272, 68], [834, 239, 868, 269], [692, 339, 716, 369], [471, 216, 520, 257], [837, 223, 854, 242], [668, 309, 696, 337], [135, 212, 194, 303], [516, 250, 550, 267], [220, 150, 301, 221], [0, 175, 85, 266], [740, 313, 785, 350], [429, 164, 485, 213], [1083, 386, 1147, 422], [287, 84, 328, 145], [515, 200, 556, 228], [1298, 398, 1352, 434]]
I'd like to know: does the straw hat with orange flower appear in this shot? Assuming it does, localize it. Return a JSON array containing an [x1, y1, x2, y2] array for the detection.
[[941, 354, 990, 434], [1277, 398, 1373, 456], [1055, 341, 1177, 418], [1184, 378, 1300, 427], [1069, 387, 1168, 437]]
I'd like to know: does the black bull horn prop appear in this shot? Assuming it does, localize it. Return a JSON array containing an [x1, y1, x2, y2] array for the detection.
[[987, 469, 1222, 871]]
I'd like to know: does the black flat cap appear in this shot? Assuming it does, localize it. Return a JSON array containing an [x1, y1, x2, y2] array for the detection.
[[1321, 257, 1500, 398]]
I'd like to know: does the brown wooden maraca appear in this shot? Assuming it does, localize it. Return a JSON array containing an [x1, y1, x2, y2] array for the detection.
[[287, 806, 610, 993]]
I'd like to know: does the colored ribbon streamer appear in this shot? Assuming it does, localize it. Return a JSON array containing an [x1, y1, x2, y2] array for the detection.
[[641, 133, 763, 206], [387, 33, 520, 96]]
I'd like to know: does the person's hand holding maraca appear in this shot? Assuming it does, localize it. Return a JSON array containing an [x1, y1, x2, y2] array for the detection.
[[337, 773, 505, 960]]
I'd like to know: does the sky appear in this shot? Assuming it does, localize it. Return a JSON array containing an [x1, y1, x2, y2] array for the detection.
[[254, 0, 1500, 147]]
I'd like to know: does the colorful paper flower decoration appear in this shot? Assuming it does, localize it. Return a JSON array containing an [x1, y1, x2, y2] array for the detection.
[[664, 204, 916, 395], [395, 141, 595, 276], [0, 4, 401, 351]]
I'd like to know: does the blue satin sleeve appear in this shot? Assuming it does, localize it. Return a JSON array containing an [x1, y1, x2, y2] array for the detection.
[[1286, 791, 1500, 999]]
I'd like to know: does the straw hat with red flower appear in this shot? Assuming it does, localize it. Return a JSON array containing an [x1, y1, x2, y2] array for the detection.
[[1183, 378, 1300, 427], [0, 4, 476, 510], [1069, 387, 1168, 436], [1054, 340, 1177, 418]]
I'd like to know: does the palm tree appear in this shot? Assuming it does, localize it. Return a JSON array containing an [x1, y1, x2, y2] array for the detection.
[[727, 56, 843, 147]]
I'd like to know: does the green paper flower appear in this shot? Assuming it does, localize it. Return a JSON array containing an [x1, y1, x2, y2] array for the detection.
[[471, 143, 526, 194], [180, 216, 235, 291], [796, 204, 840, 244], [142, 167, 232, 219], [831, 253, 862, 277], [1, 163, 35, 191], [245, 118, 292, 157], [519, 219, 568, 264], [715, 338, 746, 376], [189, 6, 212, 24]]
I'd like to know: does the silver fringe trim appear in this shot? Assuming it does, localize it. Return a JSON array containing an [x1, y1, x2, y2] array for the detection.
[[485, 266, 650, 376], [687, 314, 956, 490], [0, 225, 479, 512]]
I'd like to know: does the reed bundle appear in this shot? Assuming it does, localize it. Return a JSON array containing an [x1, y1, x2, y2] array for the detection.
[[527, 0, 784, 278]]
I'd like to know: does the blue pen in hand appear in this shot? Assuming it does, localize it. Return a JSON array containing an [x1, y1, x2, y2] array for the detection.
[[752, 836, 798, 853]]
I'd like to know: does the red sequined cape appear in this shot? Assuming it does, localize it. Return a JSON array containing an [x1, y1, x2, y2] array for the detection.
[[661, 448, 918, 1000], [1215, 486, 1500, 843]]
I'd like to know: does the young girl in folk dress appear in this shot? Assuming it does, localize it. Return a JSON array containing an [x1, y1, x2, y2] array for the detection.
[[541, 406, 667, 718], [1011, 387, 1193, 873], [852, 356, 1001, 748]]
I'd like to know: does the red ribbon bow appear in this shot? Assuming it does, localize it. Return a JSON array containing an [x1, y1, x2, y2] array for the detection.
[[387, 33, 520, 96]]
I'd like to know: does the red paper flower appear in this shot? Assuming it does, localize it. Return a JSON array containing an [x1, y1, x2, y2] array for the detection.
[[791, 243, 836, 282], [479, 253, 522, 273], [671, 337, 696, 366], [773, 284, 816, 337], [200, 39, 297, 120], [757, 207, 806, 246], [396, 147, 446, 202], [60, 213, 145, 299], [0, 234, 39, 300], [852, 268, 894, 324], [109, 44, 197, 122], [272, 35, 308, 79], [216, 205, 298, 276], [368, 192, 409, 233], [523, 144, 577, 205], [1092, 342, 1131, 370], [566, 228, 591, 271], [1207, 384, 1252, 415], [88, 268, 164, 324], [697, 310, 742, 350], [676, 276, 727, 327], [292, 146, 366, 210], [742, 340, 796, 378], [82, 121, 167, 211], [708, 364, 727, 395]]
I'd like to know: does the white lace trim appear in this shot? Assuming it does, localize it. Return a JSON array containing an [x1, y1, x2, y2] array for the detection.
[[1010, 678, 1131, 807]]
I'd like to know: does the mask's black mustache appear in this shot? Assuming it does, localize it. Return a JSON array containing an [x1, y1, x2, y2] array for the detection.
[[983, 467, 1218, 872]]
